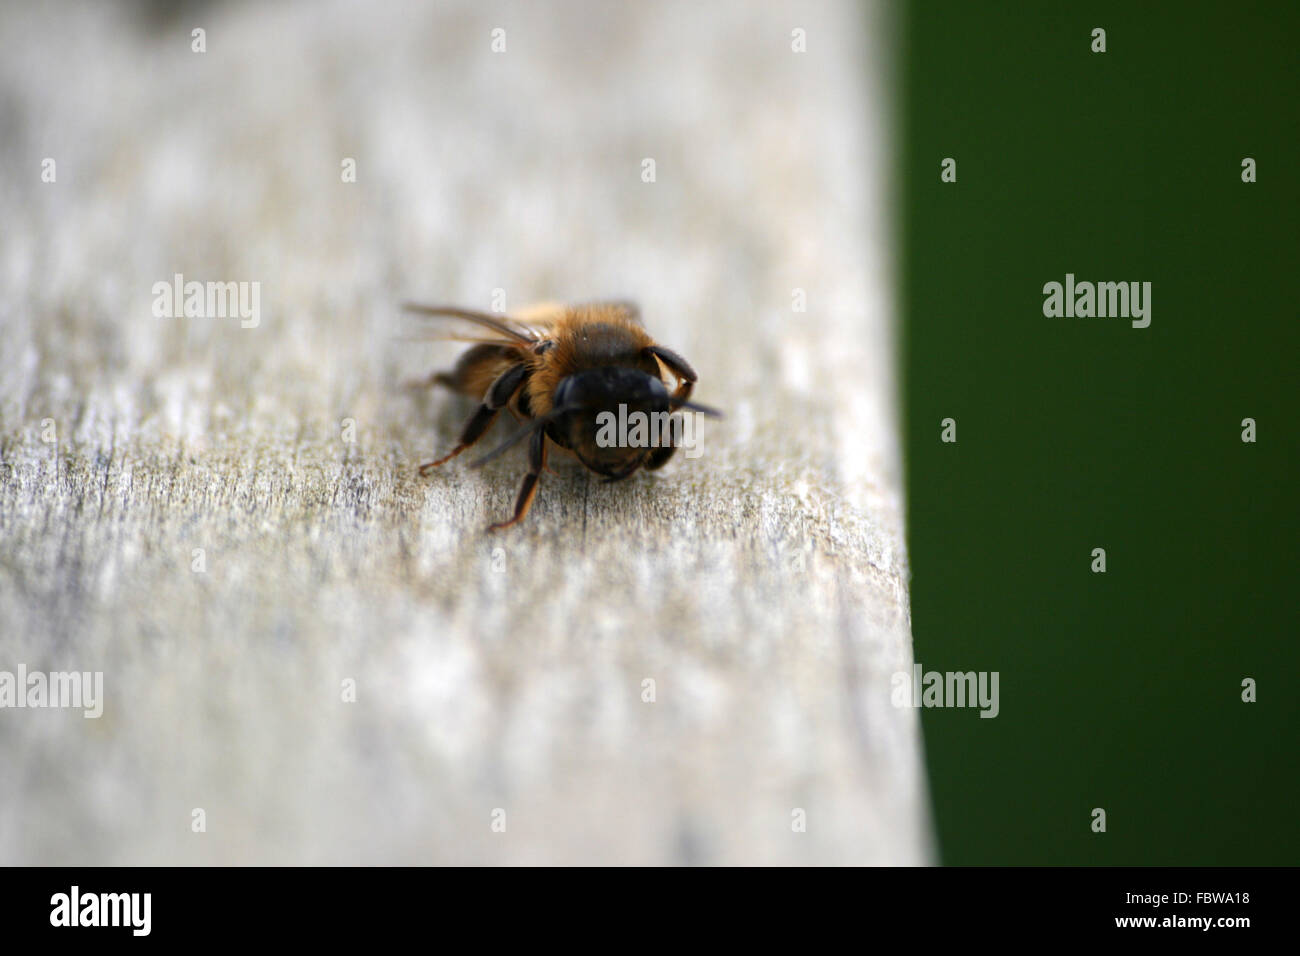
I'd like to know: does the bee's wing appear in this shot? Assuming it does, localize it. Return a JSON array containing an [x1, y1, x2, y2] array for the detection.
[[404, 300, 644, 346], [403, 303, 539, 344]]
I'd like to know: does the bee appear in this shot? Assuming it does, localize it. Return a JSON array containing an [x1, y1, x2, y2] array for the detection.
[[404, 300, 720, 530]]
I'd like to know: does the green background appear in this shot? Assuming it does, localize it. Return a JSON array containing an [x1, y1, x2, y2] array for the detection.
[[901, 1, 1298, 864]]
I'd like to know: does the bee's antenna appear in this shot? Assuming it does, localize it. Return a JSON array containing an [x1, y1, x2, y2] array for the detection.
[[674, 400, 724, 418], [403, 302, 536, 344]]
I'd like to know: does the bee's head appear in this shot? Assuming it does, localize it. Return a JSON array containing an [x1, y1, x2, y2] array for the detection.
[[549, 367, 671, 479]]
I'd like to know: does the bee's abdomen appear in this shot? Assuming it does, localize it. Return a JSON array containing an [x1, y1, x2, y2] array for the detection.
[[441, 343, 518, 398]]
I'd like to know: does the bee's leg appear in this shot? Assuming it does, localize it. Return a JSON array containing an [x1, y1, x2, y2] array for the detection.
[[419, 363, 528, 474], [644, 345, 697, 407], [645, 414, 682, 471], [419, 405, 497, 474], [641, 345, 698, 471], [488, 429, 547, 531], [645, 445, 676, 470]]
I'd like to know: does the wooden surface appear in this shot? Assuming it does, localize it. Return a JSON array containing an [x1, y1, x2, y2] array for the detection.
[[0, 0, 929, 864]]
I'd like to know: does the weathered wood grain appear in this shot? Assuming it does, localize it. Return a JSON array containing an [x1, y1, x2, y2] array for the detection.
[[0, 0, 929, 864]]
